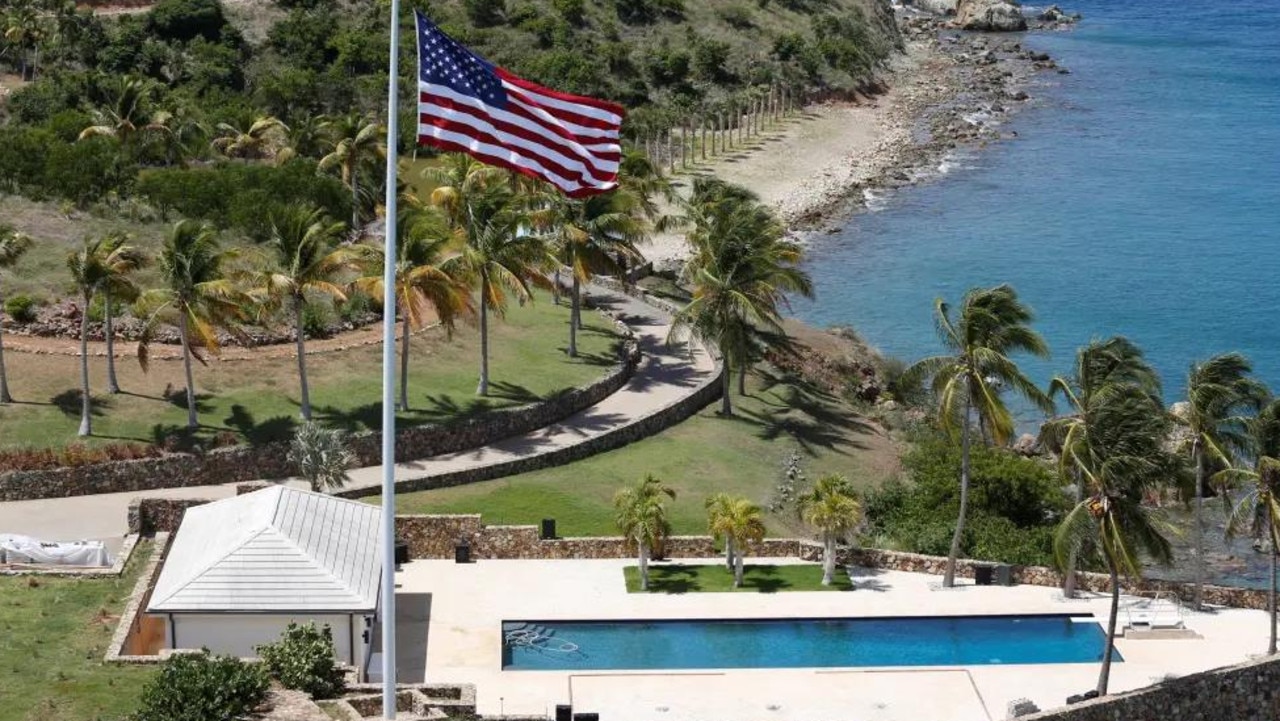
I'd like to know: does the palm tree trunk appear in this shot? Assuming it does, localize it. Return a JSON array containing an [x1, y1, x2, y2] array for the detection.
[[737, 364, 747, 396], [720, 359, 732, 416], [639, 540, 650, 591], [822, 534, 836, 586], [477, 271, 490, 396], [944, 395, 973, 588], [552, 268, 561, 305], [178, 314, 198, 428], [1097, 552, 1121, 696], [0, 295, 11, 404], [734, 549, 745, 588], [1064, 468, 1083, 598], [294, 299, 311, 420], [105, 289, 121, 393], [568, 275, 579, 358], [725, 536, 735, 571], [77, 297, 92, 437], [1193, 444, 1206, 610], [399, 312, 411, 411], [350, 169, 360, 231], [1270, 518, 1277, 655]]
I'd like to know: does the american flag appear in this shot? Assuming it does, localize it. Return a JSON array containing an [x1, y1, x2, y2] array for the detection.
[[415, 11, 625, 198]]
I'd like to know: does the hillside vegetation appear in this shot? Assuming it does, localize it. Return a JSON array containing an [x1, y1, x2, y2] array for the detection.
[[0, 0, 900, 249]]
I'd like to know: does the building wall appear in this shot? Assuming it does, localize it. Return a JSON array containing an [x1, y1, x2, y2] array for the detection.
[[168, 613, 367, 665]]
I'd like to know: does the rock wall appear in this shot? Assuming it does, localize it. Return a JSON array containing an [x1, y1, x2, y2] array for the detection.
[[1020, 653, 1280, 721], [125, 499, 1270, 611], [395, 514, 715, 560], [2, 323, 638, 503]]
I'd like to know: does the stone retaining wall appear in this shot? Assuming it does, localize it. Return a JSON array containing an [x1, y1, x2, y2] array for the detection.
[[334, 347, 723, 500], [1020, 653, 1280, 721], [395, 513, 715, 559], [1, 317, 638, 503]]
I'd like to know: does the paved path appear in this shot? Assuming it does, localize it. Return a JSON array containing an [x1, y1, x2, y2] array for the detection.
[[0, 286, 717, 544]]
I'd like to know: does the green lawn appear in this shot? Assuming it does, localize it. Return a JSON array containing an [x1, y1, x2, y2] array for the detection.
[[388, 367, 901, 538], [623, 563, 852, 593], [0, 293, 621, 450], [0, 544, 156, 721]]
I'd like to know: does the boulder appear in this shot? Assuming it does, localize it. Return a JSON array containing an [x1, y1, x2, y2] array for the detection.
[[1012, 433, 1040, 457], [956, 0, 1028, 31], [914, 0, 958, 16], [1038, 4, 1078, 23]]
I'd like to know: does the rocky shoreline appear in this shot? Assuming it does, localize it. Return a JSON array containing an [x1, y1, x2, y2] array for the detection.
[[778, 5, 1079, 234]]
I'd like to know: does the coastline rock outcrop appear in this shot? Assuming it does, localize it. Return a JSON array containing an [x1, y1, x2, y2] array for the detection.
[[956, 0, 1028, 32], [913, 0, 957, 16]]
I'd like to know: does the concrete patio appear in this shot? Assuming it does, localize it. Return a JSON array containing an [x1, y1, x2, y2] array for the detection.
[[392, 557, 1267, 720]]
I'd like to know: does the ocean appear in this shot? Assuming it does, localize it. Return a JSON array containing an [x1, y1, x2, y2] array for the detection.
[[795, 0, 1280, 418]]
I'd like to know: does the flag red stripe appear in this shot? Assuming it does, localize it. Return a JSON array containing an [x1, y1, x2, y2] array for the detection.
[[421, 90, 620, 167], [418, 133, 611, 198], [495, 69, 625, 117], [419, 113, 614, 186], [502, 83, 621, 134]]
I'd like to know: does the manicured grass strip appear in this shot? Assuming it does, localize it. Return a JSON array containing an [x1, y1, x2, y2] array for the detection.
[[0, 292, 620, 450], [623, 563, 852, 593], [390, 368, 901, 539], [0, 544, 157, 721]]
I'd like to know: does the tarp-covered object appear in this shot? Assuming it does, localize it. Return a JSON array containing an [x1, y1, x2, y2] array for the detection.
[[0, 534, 111, 567]]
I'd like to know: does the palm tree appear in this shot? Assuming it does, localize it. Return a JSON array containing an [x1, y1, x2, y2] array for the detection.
[[92, 233, 148, 395], [352, 207, 474, 411], [211, 115, 288, 160], [720, 496, 767, 587], [1039, 337, 1162, 597], [288, 421, 354, 493], [137, 221, 245, 428], [251, 205, 360, 421], [78, 76, 161, 148], [276, 113, 330, 164], [532, 190, 646, 357], [799, 474, 862, 586], [0, 226, 33, 404], [319, 114, 385, 230], [672, 179, 812, 415], [1173, 353, 1267, 609], [902, 284, 1052, 587], [1215, 397, 1280, 654], [1054, 384, 1175, 695], [67, 237, 116, 436], [428, 157, 551, 396], [3, 1, 44, 81], [706, 492, 738, 571], [614, 474, 676, 591]]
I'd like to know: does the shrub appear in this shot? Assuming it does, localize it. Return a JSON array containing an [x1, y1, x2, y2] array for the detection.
[[4, 295, 38, 324], [861, 435, 1066, 567], [463, 0, 507, 27], [0, 442, 162, 473], [256, 622, 346, 699], [132, 651, 269, 721], [716, 4, 754, 28], [338, 289, 373, 324], [148, 0, 232, 43], [301, 302, 334, 339], [552, 0, 586, 26], [288, 422, 353, 492]]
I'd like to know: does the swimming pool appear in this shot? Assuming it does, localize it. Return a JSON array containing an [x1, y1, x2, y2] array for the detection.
[[502, 615, 1119, 671]]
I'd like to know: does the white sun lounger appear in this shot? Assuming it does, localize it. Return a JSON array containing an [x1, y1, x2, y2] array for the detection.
[[1123, 593, 1185, 630]]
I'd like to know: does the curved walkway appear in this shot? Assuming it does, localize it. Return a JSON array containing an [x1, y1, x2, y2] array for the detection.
[[0, 285, 719, 544]]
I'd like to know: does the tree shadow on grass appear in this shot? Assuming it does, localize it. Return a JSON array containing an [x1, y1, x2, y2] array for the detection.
[[643, 565, 700, 594], [50, 389, 111, 418], [740, 564, 788, 593], [736, 369, 876, 455], [225, 404, 298, 446]]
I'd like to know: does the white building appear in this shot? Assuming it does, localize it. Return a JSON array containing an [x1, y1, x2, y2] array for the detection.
[[147, 485, 382, 675]]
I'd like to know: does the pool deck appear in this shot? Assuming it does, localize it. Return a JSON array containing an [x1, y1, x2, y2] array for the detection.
[[394, 557, 1266, 720]]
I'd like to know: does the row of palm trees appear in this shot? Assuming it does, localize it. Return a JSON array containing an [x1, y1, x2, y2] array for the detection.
[[3, 151, 812, 441], [616, 474, 863, 591], [904, 283, 1280, 693]]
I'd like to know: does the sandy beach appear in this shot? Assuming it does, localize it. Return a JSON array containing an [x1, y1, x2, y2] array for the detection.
[[643, 12, 1056, 269]]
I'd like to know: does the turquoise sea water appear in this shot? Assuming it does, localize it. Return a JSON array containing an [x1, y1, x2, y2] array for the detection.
[[502, 615, 1116, 670], [794, 0, 1280, 412]]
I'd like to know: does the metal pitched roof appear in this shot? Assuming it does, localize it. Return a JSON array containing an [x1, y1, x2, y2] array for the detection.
[[148, 486, 382, 613]]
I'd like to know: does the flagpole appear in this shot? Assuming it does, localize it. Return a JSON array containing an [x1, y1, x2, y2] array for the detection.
[[380, 0, 401, 716]]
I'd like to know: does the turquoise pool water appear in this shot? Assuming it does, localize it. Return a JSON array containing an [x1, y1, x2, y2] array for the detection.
[[501, 615, 1118, 671]]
